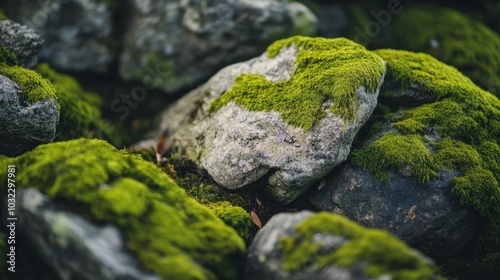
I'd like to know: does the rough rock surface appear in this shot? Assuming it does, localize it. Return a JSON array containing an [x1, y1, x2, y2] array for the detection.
[[244, 211, 439, 280], [2, 0, 114, 72], [0, 20, 43, 69], [0, 74, 58, 156], [142, 38, 385, 203], [309, 161, 481, 261], [14, 188, 162, 280], [119, 0, 318, 93]]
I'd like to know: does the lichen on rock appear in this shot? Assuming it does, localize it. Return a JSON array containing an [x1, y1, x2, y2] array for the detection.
[[1, 139, 246, 280]]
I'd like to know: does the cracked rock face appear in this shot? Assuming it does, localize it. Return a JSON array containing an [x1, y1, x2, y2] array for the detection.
[[143, 43, 385, 203], [0, 20, 43, 69], [119, 0, 318, 93], [0, 74, 59, 156], [2, 0, 114, 72]]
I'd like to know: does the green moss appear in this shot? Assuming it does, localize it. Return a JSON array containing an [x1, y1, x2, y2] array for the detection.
[[353, 49, 500, 277], [278, 212, 441, 279], [0, 46, 17, 66], [35, 63, 109, 140], [352, 132, 439, 183], [210, 36, 385, 130], [0, 64, 57, 104], [0, 139, 246, 280], [207, 201, 253, 242], [0, 9, 7, 20], [392, 4, 500, 96]]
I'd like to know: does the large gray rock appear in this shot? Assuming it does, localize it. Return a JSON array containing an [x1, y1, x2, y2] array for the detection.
[[308, 120, 481, 262], [0, 19, 43, 69], [309, 162, 480, 262], [141, 37, 386, 203], [14, 188, 162, 280], [0, 74, 58, 156], [2, 0, 114, 72], [244, 211, 440, 280], [119, 0, 318, 93]]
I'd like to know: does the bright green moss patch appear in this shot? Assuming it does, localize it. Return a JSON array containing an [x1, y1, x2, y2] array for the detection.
[[351, 132, 439, 183], [36, 63, 107, 140], [207, 201, 253, 242], [0, 47, 57, 104], [353, 49, 500, 276], [0, 63, 57, 103], [1, 139, 246, 280], [210, 36, 385, 130], [392, 4, 500, 96], [278, 212, 441, 279]]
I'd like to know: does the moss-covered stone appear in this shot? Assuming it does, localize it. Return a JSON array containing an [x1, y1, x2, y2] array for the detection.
[[210, 36, 385, 130], [392, 4, 500, 96], [35, 63, 110, 141], [352, 49, 500, 277], [0, 139, 246, 280], [0, 52, 57, 104], [278, 212, 441, 279]]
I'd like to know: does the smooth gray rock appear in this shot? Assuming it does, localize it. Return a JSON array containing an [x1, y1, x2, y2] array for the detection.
[[141, 42, 385, 203], [119, 0, 318, 93], [0, 19, 43, 69], [2, 0, 114, 72], [0, 74, 59, 156], [14, 188, 161, 280]]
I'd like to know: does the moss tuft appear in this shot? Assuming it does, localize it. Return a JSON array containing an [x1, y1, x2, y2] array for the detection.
[[278, 212, 441, 279], [392, 4, 500, 96], [210, 36, 385, 130], [0, 139, 246, 280], [351, 132, 439, 183], [0, 63, 57, 104], [207, 201, 253, 242]]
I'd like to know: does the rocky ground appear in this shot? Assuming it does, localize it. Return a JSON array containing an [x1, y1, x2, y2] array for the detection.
[[0, 0, 499, 279]]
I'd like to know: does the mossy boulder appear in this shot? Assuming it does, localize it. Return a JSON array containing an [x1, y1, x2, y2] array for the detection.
[[311, 49, 500, 278], [142, 36, 385, 203], [0, 49, 59, 156], [14, 188, 163, 280], [244, 211, 441, 280], [0, 138, 246, 280], [392, 3, 500, 97], [207, 201, 253, 243]]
